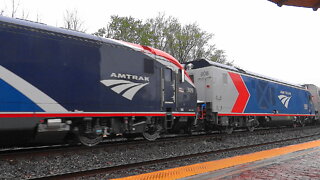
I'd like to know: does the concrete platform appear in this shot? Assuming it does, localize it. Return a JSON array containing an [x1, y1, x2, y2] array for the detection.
[[113, 139, 320, 180], [183, 146, 320, 179]]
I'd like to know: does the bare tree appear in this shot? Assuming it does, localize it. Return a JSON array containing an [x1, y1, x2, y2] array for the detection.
[[10, 0, 20, 18], [63, 9, 86, 32], [20, 9, 29, 19], [36, 13, 41, 23], [1, 0, 30, 20]]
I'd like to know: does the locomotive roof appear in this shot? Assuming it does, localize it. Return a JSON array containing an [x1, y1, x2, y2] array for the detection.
[[269, 0, 320, 11], [0, 15, 116, 45], [0, 15, 184, 70], [186, 59, 305, 90]]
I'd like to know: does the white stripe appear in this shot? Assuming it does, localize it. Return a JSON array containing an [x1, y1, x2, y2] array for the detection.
[[172, 112, 196, 114], [122, 83, 148, 100], [106, 38, 143, 51], [284, 97, 291, 108], [100, 79, 132, 86], [0, 66, 67, 112], [111, 83, 140, 94]]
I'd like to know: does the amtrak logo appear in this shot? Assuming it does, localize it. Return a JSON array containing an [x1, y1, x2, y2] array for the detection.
[[101, 73, 149, 100], [109, 73, 149, 82], [278, 95, 291, 108]]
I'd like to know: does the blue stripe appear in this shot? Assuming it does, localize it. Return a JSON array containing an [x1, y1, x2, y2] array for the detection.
[[0, 79, 44, 112]]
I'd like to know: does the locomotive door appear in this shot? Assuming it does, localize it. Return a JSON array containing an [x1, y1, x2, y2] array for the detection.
[[161, 68, 176, 110]]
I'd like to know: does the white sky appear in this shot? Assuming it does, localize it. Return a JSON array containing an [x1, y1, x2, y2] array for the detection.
[[1, 0, 320, 87]]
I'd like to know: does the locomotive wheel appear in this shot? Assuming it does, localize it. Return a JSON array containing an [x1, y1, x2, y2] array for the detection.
[[78, 132, 103, 146], [142, 124, 162, 141], [142, 131, 160, 141]]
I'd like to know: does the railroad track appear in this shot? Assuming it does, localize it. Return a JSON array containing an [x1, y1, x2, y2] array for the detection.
[[18, 126, 320, 179], [0, 125, 313, 155], [0, 126, 318, 161]]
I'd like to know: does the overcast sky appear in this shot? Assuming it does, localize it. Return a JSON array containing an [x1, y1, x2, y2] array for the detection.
[[1, 0, 320, 87]]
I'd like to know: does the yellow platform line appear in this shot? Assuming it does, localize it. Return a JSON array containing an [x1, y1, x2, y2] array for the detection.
[[212, 147, 320, 179], [112, 139, 320, 180]]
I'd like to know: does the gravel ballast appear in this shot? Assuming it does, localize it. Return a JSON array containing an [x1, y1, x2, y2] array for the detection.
[[1, 126, 320, 179]]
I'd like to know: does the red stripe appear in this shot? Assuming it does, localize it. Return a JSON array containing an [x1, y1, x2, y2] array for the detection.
[[122, 41, 183, 70], [228, 72, 250, 113], [0, 113, 166, 118], [172, 113, 196, 117], [219, 113, 315, 117], [121, 41, 194, 83], [0, 112, 196, 118], [0, 114, 35, 118]]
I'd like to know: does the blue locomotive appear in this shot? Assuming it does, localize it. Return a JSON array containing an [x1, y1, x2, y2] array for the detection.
[[0, 16, 196, 146], [186, 59, 317, 133]]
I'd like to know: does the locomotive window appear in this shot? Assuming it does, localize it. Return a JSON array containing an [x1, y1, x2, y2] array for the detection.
[[164, 68, 172, 82], [144, 58, 154, 74], [178, 69, 186, 83]]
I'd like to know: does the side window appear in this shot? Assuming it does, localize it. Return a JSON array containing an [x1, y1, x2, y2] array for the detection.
[[164, 68, 172, 82], [144, 58, 154, 74], [178, 69, 186, 83]]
